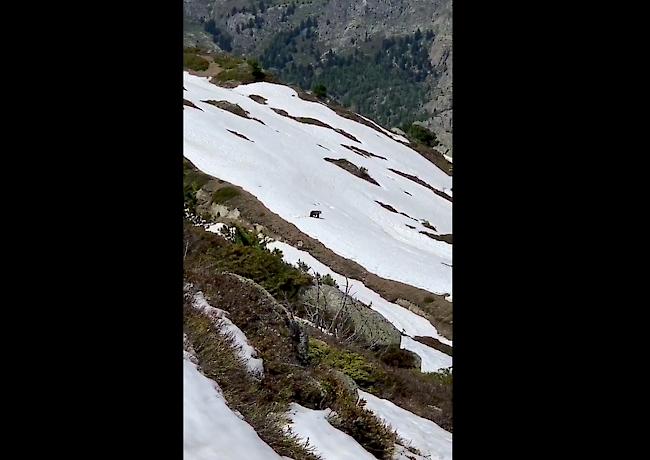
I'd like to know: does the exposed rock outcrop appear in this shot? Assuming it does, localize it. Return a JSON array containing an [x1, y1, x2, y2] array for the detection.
[[301, 284, 402, 347]]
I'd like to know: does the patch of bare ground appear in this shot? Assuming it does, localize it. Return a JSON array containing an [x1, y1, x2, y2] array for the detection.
[[317, 144, 330, 151], [183, 159, 452, 340], [227, 129, 253, 142], [395, 139, 453, 176], [209, 76, 239, 88], [421, 221, 437, 232], [375, 200, 398, 213], [183, 99, 203, 111], [412, 336, 453, 357], [389, 168, 453, 203], [405, 224, 416, 229], [249, 94, 268, 104], [341, 144, 387, 160], [202, 100, 265, 124], [374, 201, 417, 221], [271, 108, 360, 143], [293, 87, 322, 103], [420, 231, 453, 244], [324, 158, 380, 186]]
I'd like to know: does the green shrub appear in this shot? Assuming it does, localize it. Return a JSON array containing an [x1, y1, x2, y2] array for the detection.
[[183, 52, 210, 71], [296, 260, 310, 273], [318, 370, 395, 459], [215, 66, 254, 83], [214, 238, 312, 298], [248, 59, 266, 80], [319, 273, 337, 287], [327, 398, 396, 460], [403, 123, 439, 147], [308, 338, 378, 388], [212, 186, 239, 204], [214, 59, 268, 84], [378, 345, 420, 369], [313, 84, 327, 99], [214, 54, 243, 69]]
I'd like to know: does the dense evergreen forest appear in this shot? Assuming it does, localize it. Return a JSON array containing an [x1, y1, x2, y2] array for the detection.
[[259, 22, 435, 127], [199, 5, 437, 128]]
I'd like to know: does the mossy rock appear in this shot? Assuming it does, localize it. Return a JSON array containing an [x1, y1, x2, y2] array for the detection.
[[301, 285, 401, 347]]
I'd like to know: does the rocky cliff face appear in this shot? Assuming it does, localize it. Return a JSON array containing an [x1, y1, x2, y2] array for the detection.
[[424, 0, 452, 155], [184, 0, 452, 155]]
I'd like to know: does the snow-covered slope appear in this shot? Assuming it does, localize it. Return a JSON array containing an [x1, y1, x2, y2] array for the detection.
[[184, 72, 452, 296], [286, 403, 376, 460], [184, 356, 283, 460], [359, 391, 452, 460]]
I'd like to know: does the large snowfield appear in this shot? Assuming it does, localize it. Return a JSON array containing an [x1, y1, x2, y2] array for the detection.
[[184, 72, 452, 296]]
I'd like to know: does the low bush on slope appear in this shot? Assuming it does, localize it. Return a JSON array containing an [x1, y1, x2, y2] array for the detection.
[[212, 54, 272, 86], [307, 329, 453, 431], [183, 52, 210, 71], [184, 222, 312, 300]]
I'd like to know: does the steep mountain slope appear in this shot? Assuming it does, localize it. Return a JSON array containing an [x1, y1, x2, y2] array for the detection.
[[184, 72, 452, 296], [183, 0, 452, 155], [183, 64, 453, 460]]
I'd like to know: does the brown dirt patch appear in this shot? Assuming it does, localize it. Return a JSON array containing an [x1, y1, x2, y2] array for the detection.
[[271, 108, 360, 143], [420, 231, 453, 245], [183, 99, 203, 111], [375, 200, 398, 213], [422, 221, 438, 232], [412, 336, 453, 357], [389, 168, 453, 203], [324, 158, 380, 186], [249, 94, 268, 104], [374, 201, 416, 221], [227, 129, 253, 142], [341, 144, 387, 160], [202, 100, 265, 124]]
